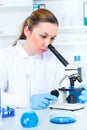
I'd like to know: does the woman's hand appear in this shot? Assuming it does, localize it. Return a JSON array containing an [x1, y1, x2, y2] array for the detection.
[[79, 85, 87, 103], [30, 93, 57, 110]]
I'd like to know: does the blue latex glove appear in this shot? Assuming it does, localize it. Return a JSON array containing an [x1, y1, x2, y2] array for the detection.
[[79, 85, 87, 103], [30, 94, 57, 110]]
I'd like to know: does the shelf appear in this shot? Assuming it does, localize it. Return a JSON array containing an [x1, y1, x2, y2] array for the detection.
[[0, 5, 32, 13], [0, 0, 33, 12], [54, 41, 87, 46], [0, 0, 33, 38], [0, 5, 32, 8], [70, 61, 87, 67], [58, 26, 87, 33], [34, 0, 81, 2], [0, 31, 19, 37], [0, 34, 18, 37], [0, 0, 32, 7]]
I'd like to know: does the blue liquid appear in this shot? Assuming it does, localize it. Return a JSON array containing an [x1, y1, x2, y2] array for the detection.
[[50, 116, 76, 124], [20, 111, 39, 128]]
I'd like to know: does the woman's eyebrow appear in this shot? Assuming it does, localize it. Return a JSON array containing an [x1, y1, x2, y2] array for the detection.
[[43, 32, 57, 38]]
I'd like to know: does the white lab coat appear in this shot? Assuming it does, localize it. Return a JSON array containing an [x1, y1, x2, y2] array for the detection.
[[0, 40, 68, 108]]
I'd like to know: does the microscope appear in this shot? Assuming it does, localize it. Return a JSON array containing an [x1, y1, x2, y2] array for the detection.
[[48, 44, 85, 110]]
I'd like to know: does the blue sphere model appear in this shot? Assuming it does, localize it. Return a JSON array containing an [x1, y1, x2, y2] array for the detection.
[[20, 111, 39, 128]]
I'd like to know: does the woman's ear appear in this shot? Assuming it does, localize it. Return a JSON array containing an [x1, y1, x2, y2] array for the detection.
[[24, 26, 30, 37]]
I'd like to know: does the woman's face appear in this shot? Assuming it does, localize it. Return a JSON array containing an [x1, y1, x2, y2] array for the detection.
[[25, 22, 58, 55]]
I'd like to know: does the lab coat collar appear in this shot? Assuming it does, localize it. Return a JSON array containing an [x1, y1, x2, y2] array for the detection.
[[15, 40, 42, 60], [15, 40, 30, 58]]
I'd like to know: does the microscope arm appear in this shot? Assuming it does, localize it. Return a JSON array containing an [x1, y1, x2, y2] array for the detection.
[[48, 44, 82, 85]]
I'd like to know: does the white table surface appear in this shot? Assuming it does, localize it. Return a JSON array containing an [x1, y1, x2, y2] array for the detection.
[[0, 106, 87, 130]]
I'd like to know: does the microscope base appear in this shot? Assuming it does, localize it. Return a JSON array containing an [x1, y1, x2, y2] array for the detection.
[[49, 103, 84, 111]]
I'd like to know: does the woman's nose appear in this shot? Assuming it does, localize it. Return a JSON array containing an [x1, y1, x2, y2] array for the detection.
[[44, 39, 50, 46]]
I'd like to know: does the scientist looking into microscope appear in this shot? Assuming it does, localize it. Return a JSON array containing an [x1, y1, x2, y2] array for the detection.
[[0, 8, 87, 110]]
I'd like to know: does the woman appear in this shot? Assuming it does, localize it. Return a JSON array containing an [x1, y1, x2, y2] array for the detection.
[[1, 8, 85, 110]]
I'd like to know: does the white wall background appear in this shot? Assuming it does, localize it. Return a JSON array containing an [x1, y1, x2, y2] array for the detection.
[[0, 0, 32, 48]]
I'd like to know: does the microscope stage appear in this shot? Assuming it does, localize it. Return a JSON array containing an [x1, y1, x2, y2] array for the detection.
[[49, 103, 84, 111]]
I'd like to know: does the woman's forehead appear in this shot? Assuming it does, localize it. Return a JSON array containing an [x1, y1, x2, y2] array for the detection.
[[33, 22, 58, 35]]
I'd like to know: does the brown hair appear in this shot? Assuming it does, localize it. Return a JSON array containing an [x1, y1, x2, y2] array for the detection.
[[13, 8, 59, 45]]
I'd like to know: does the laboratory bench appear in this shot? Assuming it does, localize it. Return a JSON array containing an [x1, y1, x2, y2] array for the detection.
[[0, 105, 87, 130]]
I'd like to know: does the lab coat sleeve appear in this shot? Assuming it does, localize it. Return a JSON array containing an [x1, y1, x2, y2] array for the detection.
[[0, 51, 8, 91], [0, 50, 27, 108]]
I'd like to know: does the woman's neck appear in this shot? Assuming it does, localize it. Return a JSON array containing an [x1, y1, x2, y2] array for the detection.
[[21, 41, 35, 56]]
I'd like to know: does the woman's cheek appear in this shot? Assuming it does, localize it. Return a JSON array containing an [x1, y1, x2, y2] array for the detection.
[[32, 34, 38, 43], [32, 34, 41, 47]]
